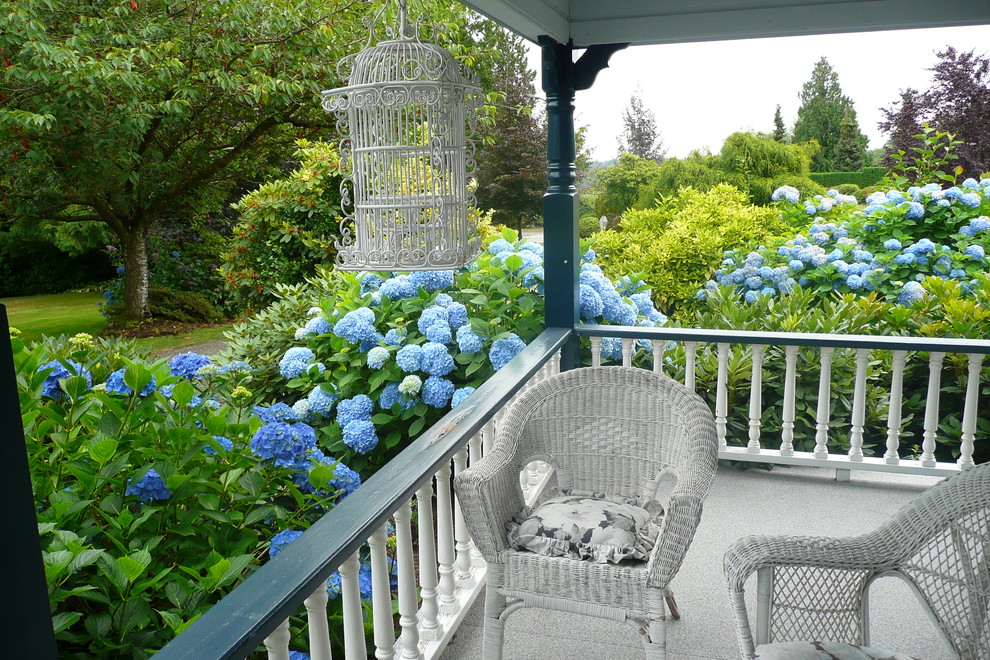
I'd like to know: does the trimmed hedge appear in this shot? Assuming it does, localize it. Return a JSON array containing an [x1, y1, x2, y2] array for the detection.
[[810, 166, 885, 189]]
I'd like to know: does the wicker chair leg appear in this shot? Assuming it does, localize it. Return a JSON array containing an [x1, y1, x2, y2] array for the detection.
[[643, 588, 668, 660], [482, 571, 508, 660], [663, 587, 680, 621]]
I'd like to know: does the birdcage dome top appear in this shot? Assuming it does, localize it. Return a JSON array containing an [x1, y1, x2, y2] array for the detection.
[[345, 38, 478, 89]]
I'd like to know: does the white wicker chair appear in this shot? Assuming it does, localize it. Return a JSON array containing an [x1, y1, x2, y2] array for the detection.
[[724, 461, 990, 659], [454, 366, 718, 659]]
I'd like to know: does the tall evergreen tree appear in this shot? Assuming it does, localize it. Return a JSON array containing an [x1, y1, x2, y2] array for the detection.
[[834, 110, 866, 171], [792, 57, 866, 172], [772, 105, 788, 142], [618, 92, 665, 162]]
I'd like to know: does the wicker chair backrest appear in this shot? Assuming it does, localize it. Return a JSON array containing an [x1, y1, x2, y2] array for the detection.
[[889, 463, 990, 659], [506, 366, 712, 499]]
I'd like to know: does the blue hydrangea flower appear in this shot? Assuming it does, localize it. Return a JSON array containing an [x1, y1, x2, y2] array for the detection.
[[600, 337, 623, 361], [898, 281, 926, 305], [962, 178, 980, 189], [420, 342, 454, 376], [330, 462, 362, 496], [521, 266, 544, 288], [628, 292, 654, 316], [333, 307, 378, 344], [360, 273, 383, 294], [846, 274, 864, 290], [422, 376, 455, 408], [254, 402, 299, 423], [337, 395, 374, 426], [379, 382, 416, 412], [342, 420, 378, 454], [251, 422, 317, 467], [451, 386, 476, 409], [905, 202, 925, 219], [488, 238, 514, 255], [456, 325, 483, 354], [950, 268, 966, 278], [380, 275, 418, 300], [396, 344, 423, 372], [745, 276, 762, 290], [788, 259, 803, 271], [104, 369, 156, 396], [126, 468, 171, 503], [446, 302, 468, 329], [434, 294, 453, 307], [410, 270, 455, 292], [384, 328, 406, 346], [269, 529, 304, 559], [303, 316, 332, 336], [771, 186, 800, 203], [398, 375, 422, 396], [490, 335, 526, 371], [958, 192, 981, 208], [894, 253, 917, 265], [308, 386, 338, 416], [883, 239, 902, 250], [582, 248, 596, 262], [292, 399, 312, 420], [367, 346, 389, 369], [219, 360, 252, 374], [971, 217, 990, 233], [744, 290, 759, 303], [279, 347, 315, 379], [518, 242, 544, 257], [579, 284, 604, 319], [169, 352, 211, 380], [205, 435, 233, 455], [965, 244, 985, 260]]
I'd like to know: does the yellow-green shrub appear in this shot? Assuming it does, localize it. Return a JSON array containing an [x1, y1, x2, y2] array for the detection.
[[592, 184, 784, 314]]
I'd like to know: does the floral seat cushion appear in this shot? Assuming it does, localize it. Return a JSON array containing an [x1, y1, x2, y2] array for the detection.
[[506, 492, 663, 564], [754, 641, 919, 660]]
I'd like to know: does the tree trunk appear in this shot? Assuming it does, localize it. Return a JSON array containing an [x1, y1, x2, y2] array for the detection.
[[120, 222, 151, 320]]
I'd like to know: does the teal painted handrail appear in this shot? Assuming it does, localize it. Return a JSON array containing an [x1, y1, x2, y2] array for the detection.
[[156, 327, 571, 660], [576, 324, 990, 354]]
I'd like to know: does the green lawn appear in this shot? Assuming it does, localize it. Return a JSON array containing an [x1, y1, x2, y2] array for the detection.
[[2, 291, 107, 341], [2, 291, 232, 354]]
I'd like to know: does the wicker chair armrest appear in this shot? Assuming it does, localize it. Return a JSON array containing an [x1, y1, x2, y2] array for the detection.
[[453, 442, 525, 564], [723, 533, 890, 593], [646, 492, 705, 588]]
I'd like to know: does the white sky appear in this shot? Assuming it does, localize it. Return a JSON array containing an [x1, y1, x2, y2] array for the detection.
[[524, 25, 990, 161]]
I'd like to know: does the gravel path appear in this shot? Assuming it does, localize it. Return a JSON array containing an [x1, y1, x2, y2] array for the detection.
[[154, 339, 229, 359]]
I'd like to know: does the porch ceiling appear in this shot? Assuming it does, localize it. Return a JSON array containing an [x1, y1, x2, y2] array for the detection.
[[460, 0, 990, 47]]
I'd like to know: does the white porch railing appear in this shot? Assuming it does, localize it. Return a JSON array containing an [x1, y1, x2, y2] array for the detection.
[[261, 352, 561, 660], [580, 325, 990, 479]]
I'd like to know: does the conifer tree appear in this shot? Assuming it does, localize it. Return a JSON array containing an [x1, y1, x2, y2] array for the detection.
[[793, 57, 866, 172], [772, 105, 788, 142], [618, 92, 666, 162]]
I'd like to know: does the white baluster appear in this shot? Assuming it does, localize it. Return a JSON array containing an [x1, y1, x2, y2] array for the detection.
[[715, 343, 730, 448], [416, 482, 440, 640], [921, 352, 945, 468], [651, 339, 664, 375], [884, 350, 908, 465], [621, 337, 633, 367], [452, 447, 473, 584], [305, 584, 333, 660], [553, 351, 561, 375], [590, 336, 602, 367], [369, 524, 395, 659], [814, 347, 834, 459], [684, 341, 698, 391], [847, 348, 870, 462], [394, 502, 420, 659], [779, 346, 798, 456], [340, 550, 367, 660], [748, 345, 765, 453], [435, 462, 457, 613], [263, 617, 291, 660], [959, 353, 984, 470], [482, 419, 495, 455]]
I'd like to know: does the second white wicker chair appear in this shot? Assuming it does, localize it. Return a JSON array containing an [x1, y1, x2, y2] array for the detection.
[[454, 366, 718, 659], [724, 460, 990, 659]]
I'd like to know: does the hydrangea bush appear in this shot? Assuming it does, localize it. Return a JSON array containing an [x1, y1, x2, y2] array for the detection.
[[266, 228, 668, 476], [703, 180, 990, 306], [16, 335, 361, 657]]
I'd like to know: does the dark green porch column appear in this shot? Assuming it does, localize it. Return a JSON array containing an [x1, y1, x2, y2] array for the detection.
[[0, 304, 58, 658], [540, 38, 626, 370]]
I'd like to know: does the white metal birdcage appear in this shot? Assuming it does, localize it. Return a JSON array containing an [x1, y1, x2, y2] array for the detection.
[[321, 2, 482, 271]]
